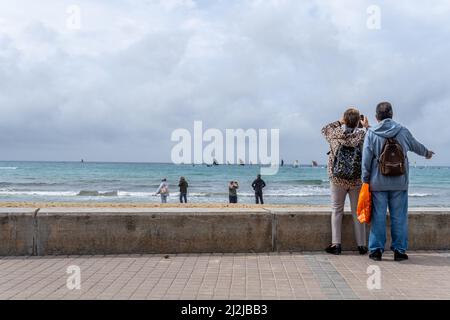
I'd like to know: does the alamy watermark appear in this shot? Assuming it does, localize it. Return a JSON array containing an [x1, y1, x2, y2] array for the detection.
[[66, 265, 81, 290], [366, 265, 382, 290], [367, 5, 381, 30], [171, 121, 280, 175], [66, 5, 82, 30]]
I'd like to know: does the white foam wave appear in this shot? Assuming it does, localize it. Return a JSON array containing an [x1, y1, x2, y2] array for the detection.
[[0, 191, 76, 197], [0, 167, 17, 170], [118, 191, 152, 197], [409, 193, 432, 197], [238, 192, 328, 197], [0, 189, 435, 200]]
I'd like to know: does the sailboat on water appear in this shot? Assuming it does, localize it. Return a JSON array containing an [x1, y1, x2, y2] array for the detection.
[[239, 158, 245, 166], [293, 160, 299, 168], [312, 161, 318, 167]]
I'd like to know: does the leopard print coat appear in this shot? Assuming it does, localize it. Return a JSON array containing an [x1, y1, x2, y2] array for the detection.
[[322, 121, 366, 188]]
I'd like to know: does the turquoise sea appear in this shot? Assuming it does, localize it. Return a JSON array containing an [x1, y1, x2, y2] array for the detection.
[[0, 161, 449, 207]]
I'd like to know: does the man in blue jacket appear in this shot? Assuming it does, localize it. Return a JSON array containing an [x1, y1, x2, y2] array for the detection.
[[362, 102, 434, 261]]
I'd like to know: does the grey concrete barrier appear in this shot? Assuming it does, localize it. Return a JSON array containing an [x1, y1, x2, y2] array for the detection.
[[406, 209, 450, 250], [0, 207, 448, 255], [36, 208, 272, 255], [273, 208, 450, 251], [0, 208, 36, 256]]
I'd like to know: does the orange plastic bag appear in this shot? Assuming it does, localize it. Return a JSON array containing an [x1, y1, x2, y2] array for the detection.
[[357, 183, 372, 224]]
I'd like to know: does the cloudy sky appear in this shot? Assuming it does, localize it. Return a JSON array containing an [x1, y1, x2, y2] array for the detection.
[[0, 0, 449, 165]]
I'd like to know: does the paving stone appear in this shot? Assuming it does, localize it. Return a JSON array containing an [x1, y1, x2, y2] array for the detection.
[[0, 252, 448, 300]]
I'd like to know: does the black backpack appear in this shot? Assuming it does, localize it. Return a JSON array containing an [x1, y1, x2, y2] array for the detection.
[[379, 136, 405, 176], [332, 145, 362, 180]]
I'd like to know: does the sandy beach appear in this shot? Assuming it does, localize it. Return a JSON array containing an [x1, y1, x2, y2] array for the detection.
[[0, 201, 328, 209]]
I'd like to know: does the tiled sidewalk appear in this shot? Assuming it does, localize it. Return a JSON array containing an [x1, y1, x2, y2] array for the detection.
[[0, 251, 449, 300]]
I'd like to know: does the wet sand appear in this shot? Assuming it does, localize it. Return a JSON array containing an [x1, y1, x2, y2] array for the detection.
[[0, 201, 327, 209]]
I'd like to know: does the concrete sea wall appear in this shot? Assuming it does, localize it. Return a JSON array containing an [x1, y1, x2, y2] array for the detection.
[[0, 208, 449, 256]]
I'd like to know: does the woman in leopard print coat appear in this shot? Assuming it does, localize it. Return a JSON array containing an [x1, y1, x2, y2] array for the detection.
[[321, 108, 369, 256]]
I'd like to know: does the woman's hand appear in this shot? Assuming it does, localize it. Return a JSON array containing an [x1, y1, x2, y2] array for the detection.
[[361, 116, 370, 128]]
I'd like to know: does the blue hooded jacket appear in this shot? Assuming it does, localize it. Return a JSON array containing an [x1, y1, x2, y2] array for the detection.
[[362, 119, 429, 191]]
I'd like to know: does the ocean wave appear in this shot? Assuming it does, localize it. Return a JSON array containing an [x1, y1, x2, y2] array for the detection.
[[0, 190, 76, 197], [0, 167, 17, 170], [0, 189, 432, 199], [118, 191, 152, 197], [137, 191, 330, 198], [278, 179, 326, 185], [238, 192, 329, 198], [78, 179, 123, 184], [409, 193, 432, 197], [0, 182, 63, 188], [77, 190, 119, 197], [0, 190, 129, 197]]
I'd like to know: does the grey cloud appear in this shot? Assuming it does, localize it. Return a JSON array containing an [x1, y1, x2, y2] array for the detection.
[[0, 0, 448, 164]]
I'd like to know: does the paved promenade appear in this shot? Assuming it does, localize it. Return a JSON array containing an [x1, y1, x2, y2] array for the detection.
[[0, 251, 449, 300]]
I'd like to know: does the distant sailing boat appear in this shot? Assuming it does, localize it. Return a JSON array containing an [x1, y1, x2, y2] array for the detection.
[[312, 161, 318, 167], [239, 159, 245, 166], [293, 160, 299, 168], [213, 158, 219, 166]]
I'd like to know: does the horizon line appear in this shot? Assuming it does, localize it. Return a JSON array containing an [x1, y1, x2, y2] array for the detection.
[[0, 159, 447, 168], [0, 159, 324, 166]]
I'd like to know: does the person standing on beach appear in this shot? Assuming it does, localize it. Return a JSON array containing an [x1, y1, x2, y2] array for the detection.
[[252, 174, 266, 204], [156, 178, 169, 203], [229, 181, 239, 203], [362, 102, 434, 262], [178, 177, 188, 203], [322, 108, 369, 255]]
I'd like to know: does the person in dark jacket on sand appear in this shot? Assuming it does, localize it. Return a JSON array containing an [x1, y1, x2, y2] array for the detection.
[[252, 174, 266, 204], [178, 177, 189, 203]]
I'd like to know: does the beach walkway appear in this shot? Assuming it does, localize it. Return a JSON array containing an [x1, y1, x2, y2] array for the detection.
[[0, 251, 449, 300]]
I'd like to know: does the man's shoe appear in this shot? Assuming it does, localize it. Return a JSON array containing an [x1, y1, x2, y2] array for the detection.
[[394, 250, 409, 261], [357, 246, 368, 255], [325, 244, 342, 255], [369, 249, 382, 261]]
